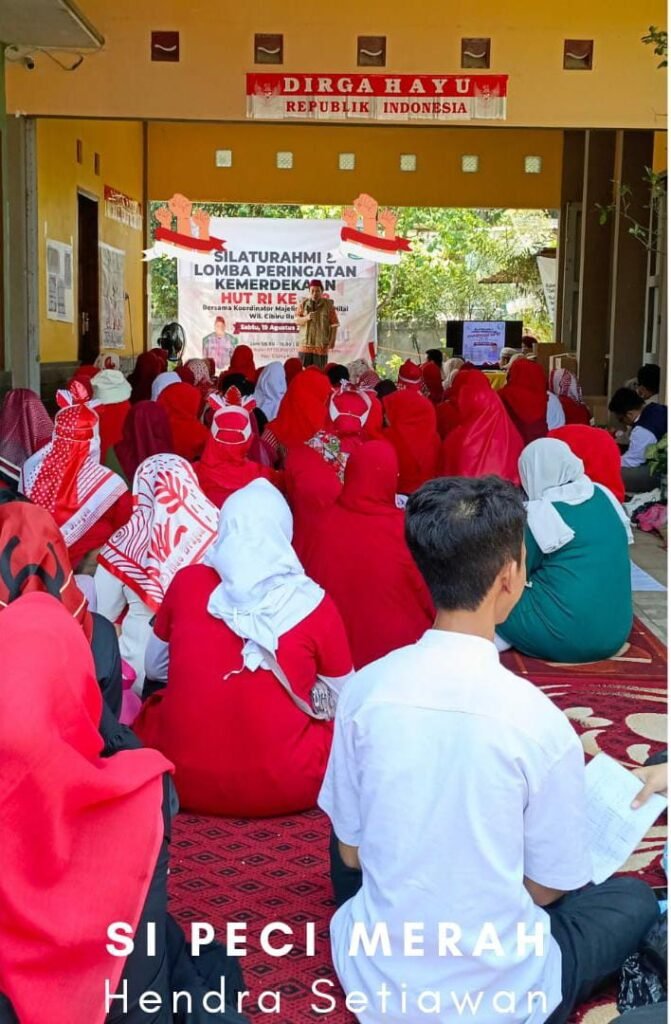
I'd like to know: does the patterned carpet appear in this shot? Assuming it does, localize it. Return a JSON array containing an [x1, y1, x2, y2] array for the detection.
[[167, 620, 667, 1024]]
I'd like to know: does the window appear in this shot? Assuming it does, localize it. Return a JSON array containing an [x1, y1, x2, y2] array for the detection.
[[255, 34, 283, 64], [358, 36, 386, 67], [461, 38, 490, 69], [563, 40, 593, 70]]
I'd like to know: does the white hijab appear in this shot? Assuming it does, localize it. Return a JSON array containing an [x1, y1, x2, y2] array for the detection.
[[151, 371, 181, 402], [254, 361, 287, 420], [92, 369, 132, 405], [546, 391, 567, 430], [520, 438, 632, 553], [205, 478, 324, 672]]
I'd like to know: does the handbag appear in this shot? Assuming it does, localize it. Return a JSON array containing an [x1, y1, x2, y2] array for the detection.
[[618, 911, 667, 1012], [257, 644, 337, 722]]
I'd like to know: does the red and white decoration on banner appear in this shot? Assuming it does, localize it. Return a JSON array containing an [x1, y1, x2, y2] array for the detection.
[[144, 194, 227, 266], [246, 73, 508, 122], [339, 194, 410, 265]]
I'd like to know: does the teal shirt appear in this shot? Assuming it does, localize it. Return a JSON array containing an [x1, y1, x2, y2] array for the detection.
[[499, 488, 633, 662]]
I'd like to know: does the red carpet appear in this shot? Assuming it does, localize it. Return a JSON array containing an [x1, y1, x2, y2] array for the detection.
[[501, 617, 667, 682], [167, 619, 667, 1024]]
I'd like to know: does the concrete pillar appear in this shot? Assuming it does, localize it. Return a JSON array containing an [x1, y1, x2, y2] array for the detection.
[[607, 130, 655, 394], [576, 130, 617, 395], [5, 117, 39, 391], [556, 130, 585, 349]]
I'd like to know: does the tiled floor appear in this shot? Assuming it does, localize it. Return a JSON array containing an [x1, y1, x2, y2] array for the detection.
[[631, 529, 668, 644]]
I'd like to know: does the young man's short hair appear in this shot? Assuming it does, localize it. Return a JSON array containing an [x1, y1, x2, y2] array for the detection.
[[425, 349, 444, 368], [637, 364, 661, 395], [609, 387, 644, 417], [405, 477, 525, 611]]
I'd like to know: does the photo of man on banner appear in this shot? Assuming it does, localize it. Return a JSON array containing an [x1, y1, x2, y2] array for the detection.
[[202, 315, 237, 370]]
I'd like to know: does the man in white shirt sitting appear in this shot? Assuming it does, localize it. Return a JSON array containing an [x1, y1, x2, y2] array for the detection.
[[319, 476, 657, 1024], [609, 387, 667, 494]]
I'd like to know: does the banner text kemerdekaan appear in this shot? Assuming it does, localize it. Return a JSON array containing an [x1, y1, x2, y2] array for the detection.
[[193, 250, 358, 292]]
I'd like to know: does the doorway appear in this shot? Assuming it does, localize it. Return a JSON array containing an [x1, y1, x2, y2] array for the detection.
[[77, 192, 99, 364]]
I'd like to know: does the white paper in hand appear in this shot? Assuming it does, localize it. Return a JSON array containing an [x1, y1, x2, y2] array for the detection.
[[585, 753, 667, 884]]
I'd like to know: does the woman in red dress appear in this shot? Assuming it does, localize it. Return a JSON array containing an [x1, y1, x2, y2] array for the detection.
[[383, 388, 441, 494], [300, 441, 435, 669], [549, 424, 626, 502], [195, 390, 282, 507], [548, 368, 592, 425], [499, 357, 549, 444], [441, 380, 523, 484], [91, 369, 132, 461], [135, 478, 353, 817], [157, 381, 209, 463]]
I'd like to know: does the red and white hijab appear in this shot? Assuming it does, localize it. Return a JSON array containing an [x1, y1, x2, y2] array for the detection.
[[549, 368, 583, 404], [20, 386, 128, 548], [98, 453, 218, 612]]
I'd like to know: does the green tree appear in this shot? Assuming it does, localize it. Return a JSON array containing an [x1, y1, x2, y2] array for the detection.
[[642, 25, 668, 67]]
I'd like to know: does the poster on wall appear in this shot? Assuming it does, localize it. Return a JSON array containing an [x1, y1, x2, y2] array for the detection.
[[246, 73, 508, 123], [99, 243, 126, 348], [177, 218, 378, 369], [537, 254, 558, 327], [46, 239, 74, 323]]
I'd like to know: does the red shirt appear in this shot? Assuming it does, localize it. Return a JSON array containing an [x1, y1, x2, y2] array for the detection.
[[134, 564, 353, 816]]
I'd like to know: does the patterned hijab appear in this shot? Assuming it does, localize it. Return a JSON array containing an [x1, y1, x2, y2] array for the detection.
[[0, 389, 53, 469], [98, 453, 218, 612], [20, 390, 127, 548]]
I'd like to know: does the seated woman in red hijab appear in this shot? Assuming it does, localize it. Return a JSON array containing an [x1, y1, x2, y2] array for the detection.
[[284, 356, 303, 385], [128, 348, 167, 403], [436, 368, 489, 440], [227, 344, 257, 384], [300, 441, 434, 670], [285, 387, 374, 560], [441, 379, 524, 484], [113, 400, 174, 485], [19, 387, 131, 570], [262, 366, 331, 465], [549, 368, 592, 425], [0, 593, 247, 1024], [91, 369, 132, 461], [157, 381, 209, 463], [383, 388, 441, 494], [549, 423, 626, 502], [195, 389, 282, 507], [135, 479, 353, 817], [499, 357, 549, 444], [0, 495, 125, 739], [421, 353, 444, 404], [303, 387, 374, 479]]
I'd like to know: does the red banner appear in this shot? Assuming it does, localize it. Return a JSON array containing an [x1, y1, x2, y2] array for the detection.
[[246, 73, 507, 122]]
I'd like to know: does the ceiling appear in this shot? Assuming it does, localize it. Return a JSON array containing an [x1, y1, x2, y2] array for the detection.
[[0, 0, 103, 49]]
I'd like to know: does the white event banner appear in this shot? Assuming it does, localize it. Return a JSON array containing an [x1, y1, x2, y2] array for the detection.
[[177, 218, 378, 368]]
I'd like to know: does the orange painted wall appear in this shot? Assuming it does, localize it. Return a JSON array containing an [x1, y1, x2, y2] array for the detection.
[[148, 122, 563, 207], [6, 0, 667, 130], [37, 119, 144, 363]]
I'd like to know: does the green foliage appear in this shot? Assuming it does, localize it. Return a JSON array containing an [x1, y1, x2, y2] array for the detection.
[[642, 25, 668, 67], [646, 434, 667, 477], [595, 169, 666, 256], [149, 201, 557, 341]]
